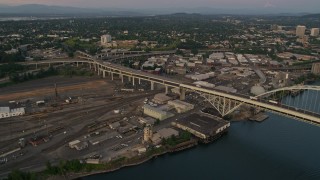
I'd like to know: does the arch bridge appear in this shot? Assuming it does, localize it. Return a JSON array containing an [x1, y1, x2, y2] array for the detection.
[[17, 51, 320, 125]]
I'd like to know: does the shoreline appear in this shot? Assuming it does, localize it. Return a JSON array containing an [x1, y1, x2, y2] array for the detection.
[[70, 150, 169, 180], [68, 140, 199, 180]]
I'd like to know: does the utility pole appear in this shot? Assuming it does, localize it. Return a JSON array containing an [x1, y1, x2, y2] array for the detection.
[[54, 83, 58, 99]]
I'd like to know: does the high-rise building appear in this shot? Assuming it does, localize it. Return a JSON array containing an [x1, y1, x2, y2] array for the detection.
[[101, 34, 112, 44], [311, 28, 319, 37], [312, 63, 320, 75], [296, 25, 306, 37]]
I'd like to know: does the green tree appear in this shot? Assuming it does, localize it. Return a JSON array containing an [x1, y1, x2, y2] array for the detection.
[[7, 169, 37, 180]]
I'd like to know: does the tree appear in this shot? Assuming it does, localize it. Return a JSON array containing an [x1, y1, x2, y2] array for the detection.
[[175, 49, 184, 56], [68, 51, 74, 58], [191, 48, 198, 55], [7, 169, 37, 180]]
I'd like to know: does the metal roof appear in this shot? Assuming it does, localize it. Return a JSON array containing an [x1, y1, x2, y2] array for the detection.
[[0, 107, 10, 113]]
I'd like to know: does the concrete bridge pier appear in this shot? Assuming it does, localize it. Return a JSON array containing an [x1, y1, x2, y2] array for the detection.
[[77, 62, 79, 67], [103, 70, 106, 78], [165, 86, 169, 94], [132, 77, 135, 86], [111, 72, 114, 80], [120, 74, 124, 83], [138, 78, 141, 85], [151, 81, 155, 90], [180, 88, 186, 100]]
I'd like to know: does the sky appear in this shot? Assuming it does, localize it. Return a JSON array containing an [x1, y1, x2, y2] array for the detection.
[[1, 0, 319, 12]]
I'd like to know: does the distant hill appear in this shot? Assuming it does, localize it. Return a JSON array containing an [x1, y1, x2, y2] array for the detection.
[[0, 4, 318, 17], [301, 14, 320, 18], [0, 4, 148, 16]]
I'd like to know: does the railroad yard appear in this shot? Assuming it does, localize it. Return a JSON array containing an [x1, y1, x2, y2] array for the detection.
[[0, 75, 162, 176]]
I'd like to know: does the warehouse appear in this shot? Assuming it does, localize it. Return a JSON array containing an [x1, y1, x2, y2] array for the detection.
[[151, 128, 179, 145], [153, 93, 173, 104], [138, 117, 156, 125], [172, 113, 230, 143], [168, 100, 194, 113], [143, 104, 174, 120], [0, 107, 25, 119]]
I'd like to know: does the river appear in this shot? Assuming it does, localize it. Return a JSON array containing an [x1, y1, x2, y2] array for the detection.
[[82, 84, 320, 180]]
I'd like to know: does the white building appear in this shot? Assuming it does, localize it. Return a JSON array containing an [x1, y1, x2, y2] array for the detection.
[[0, 107, 10, 118], [143, 105, 174, 120], [209, 52, 224, 60], [296, 25, 306, 37], [311, 28, 319, 37], [0, 107, 25, 119], [168, 100, 194, 113], [101, 34, 112, 44], [193, 81, 215, 88]]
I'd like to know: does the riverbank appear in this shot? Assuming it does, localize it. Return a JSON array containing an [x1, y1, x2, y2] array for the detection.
[[249, 113, 269, 122], [69, 140, 198, 179]]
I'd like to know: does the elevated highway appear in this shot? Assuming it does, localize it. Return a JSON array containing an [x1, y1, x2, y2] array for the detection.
[[16, 51, 320, 125]]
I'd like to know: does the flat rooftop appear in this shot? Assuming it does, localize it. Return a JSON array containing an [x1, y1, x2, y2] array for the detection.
[[176, 113, 228, 136]]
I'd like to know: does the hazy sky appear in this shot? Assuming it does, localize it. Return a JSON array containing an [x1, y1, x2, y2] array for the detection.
[[1, 0, 320, 11]]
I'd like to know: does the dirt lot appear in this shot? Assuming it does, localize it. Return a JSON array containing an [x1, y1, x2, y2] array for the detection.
[[0, 76, 114, 102]]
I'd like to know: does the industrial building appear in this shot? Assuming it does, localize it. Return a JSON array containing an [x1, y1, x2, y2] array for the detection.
[[172, 113, 230, 143], [0, 107, 25, 119], [153, 93, 173, 104], [168, 100, 194, 113], [185, 72, 215, 81], [74, 142, 89, 151], [69, 140, 81, 148], [69, 139, 88, 150], [151, 128, 179, 145], [138, 117, 156, 125], [143, 104, 174, 120], [215, 86, 237, 93], [86, 159, 100, 164], [193, 81, 215, 88]]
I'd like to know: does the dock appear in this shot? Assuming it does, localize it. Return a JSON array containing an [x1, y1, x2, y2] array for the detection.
[[249, 113, 269, 122]]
